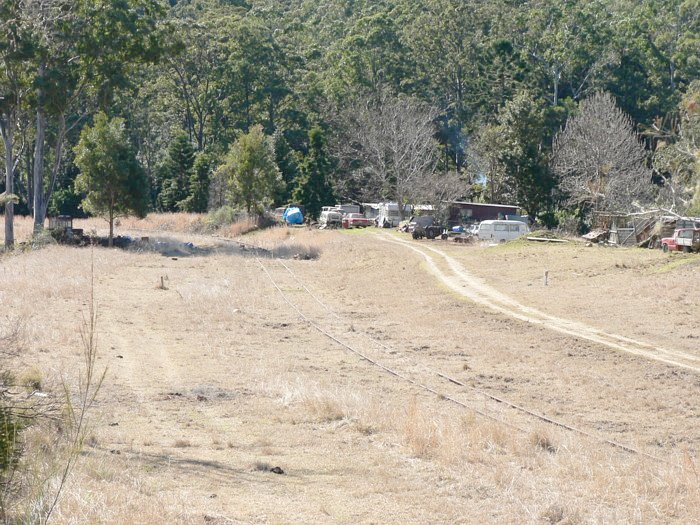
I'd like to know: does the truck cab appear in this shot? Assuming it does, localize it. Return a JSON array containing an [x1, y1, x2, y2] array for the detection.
[[661, 228, 700, 253]]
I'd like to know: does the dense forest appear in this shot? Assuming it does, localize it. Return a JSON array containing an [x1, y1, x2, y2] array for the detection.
[[2, 0, 700, 242]]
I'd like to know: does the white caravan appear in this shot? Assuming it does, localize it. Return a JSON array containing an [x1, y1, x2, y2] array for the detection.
[[477, 220, 529, 242], [376, 203, 413, 228]]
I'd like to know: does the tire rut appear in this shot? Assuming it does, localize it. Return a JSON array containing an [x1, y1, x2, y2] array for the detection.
[[379, 234, 700, 374]]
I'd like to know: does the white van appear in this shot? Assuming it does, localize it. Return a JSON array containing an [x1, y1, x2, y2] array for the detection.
[[319, 209, 343, 229], [477, 220, 529, 243]]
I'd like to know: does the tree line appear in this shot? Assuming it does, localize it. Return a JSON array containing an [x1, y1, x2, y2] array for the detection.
[[2, 0, 700, 247]]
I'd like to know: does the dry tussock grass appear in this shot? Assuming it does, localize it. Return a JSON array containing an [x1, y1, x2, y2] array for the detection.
[[263, 376, 700, 523], [0, 215, 34, 245], [50, 456, 195, 525], [81, 213, 208, 235], [222, 216, 258, 237], [0, 246, 102, 358], [247, 226, 329, 259]]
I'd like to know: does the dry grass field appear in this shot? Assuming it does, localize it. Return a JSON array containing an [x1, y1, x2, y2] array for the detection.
[[1, 214, 699, 524]]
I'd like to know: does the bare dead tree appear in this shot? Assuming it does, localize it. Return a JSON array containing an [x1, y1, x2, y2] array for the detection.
[[410, 170, 469, 221], [551, 91, 653, 213], [331, 89, 440, 219]]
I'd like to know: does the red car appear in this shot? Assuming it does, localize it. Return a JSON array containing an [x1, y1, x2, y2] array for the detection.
[[661, 228, 700, 253], [342, 213, 373, 229]]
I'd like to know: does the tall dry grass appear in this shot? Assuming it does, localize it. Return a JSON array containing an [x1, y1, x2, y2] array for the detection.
[[262, 376, 700, 524], [246, 226, 328, 259], [0, 251, 105, 523], [1, 212, 240, 246], [0, 215, 35, 245]]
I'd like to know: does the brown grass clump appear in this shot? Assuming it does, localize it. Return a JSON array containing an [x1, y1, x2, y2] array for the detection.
[[530, 428, 557, 453], [252, 461, 271, 472], [402, 397, 439, 458], [224, 216, 258, 237], [248, 226, 325, 259]]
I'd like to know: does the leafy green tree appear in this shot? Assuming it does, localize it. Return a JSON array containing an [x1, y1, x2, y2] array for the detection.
[[293, 127, 334, 220], [613, 0, 700, 117], [220, 17, 289, 134], [653, 81, 700, 214], [74, 112, 149, 246], [407, 0, 486, 122], [27, 0, 167, 232], [470, 91, 557, 219], [500, 93, 560, 219], [217, 125, 281, 215], [158, 133, 195, 211]]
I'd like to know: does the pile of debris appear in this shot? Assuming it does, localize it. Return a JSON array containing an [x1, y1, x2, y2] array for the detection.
[[587, 211, 700, 249]]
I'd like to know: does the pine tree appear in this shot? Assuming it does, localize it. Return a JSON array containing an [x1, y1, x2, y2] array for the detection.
[[158, 133, 195, 212], [293, 127, 334, 220], [74, 112, 149, 246], [273, 130, 299, 205], [180, 152, 212, 213]]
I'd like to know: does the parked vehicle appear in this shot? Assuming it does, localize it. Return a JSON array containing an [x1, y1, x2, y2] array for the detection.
[[661, 228, 700, 253], [476, 220, 529, 243], [412, 219, 448, 240], [407, 215, 434, 233], [336, 203, 361, 215], [342, 213, 373, 229], [319, 209, 343, 229], [376, 202, 413, 228]]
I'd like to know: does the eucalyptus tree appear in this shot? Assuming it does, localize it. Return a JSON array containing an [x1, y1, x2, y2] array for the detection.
[[606, 0, 700, 122], [324, 8, 411, 99], [406, 0, 485, 132], [515, 0, 616, 106], [0, 0, 29, 247], [221, 16, 289, 135], [164, 2, 243, 151], [23, 0, 166, 231], [653, 81, 700, 214]]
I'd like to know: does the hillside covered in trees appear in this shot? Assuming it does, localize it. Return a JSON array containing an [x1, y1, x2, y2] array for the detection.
[[2, 0, 700, 243]]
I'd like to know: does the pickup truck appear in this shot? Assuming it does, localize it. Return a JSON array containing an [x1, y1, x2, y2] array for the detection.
[[661, 228, 700, 253], [341, 213, 373, 229]]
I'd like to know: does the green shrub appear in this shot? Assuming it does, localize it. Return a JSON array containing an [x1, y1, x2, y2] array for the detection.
[[205, 205, 243, 229], [19, 368, 42, 391]]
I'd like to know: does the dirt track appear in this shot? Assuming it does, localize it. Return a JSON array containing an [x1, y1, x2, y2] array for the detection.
[[380, 233, 700, 372]]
